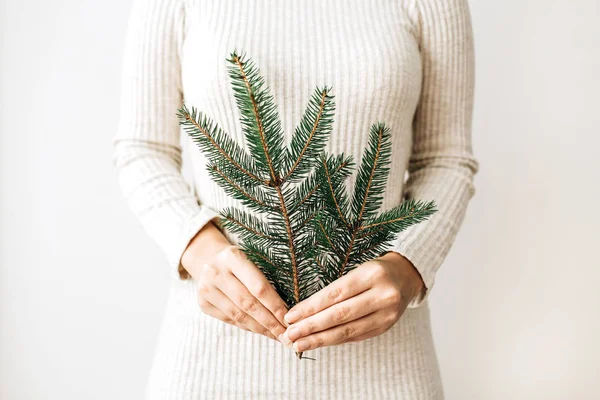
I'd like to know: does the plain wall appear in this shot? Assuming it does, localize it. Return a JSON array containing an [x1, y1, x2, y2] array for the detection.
[[1, 0, 598, 399]]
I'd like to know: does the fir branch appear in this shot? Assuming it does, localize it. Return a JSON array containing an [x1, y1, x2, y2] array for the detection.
[[360, 199, 438, 232], [291, 155, 353, 209], [179, 50, 438, 360], [339, 230, 358, 277], [289, 154, 353, 235], [241, 241, 294, 305], [331, 124, 391, 276], [356, 227, 383, 240], [275, 186, 301, 303], [351, 122, 392, 222], [314, 256, 326, 272], [319, 154, 351, 227], [228, 50, 304, 303], [283, 86, 335, 182], [314, 124, 436, 280], [294, 239, 327, 302], [176, 104, 267, 185], [207, 162, 278, 214], [242, 241, 286, 273], [316, 219, 341, 259], [228, 51, 285, 183], [292, 208, 319, 235], [220, 207, 285, 244], [350, 229, 396, 266]]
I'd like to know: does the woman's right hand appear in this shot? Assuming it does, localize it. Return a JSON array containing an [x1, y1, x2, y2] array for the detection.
[[181, 221, 292, 347]]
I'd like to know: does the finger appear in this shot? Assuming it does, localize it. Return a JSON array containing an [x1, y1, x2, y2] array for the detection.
[[284, 289, 379, 342], [284, 267, 370, 325], [198, 297, 237, 324], [201, 286, 275, 340], [228, 251, 289, 327], [218, 272, 288, 341], [338, 328, 384, 344], [291, 310, 387, 353]]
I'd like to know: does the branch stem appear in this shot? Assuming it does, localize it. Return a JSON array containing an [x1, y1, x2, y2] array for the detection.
[[283, 89, 328, 181]]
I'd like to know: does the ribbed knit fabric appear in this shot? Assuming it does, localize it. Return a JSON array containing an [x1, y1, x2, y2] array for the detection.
[[112, 0, 478, 398]]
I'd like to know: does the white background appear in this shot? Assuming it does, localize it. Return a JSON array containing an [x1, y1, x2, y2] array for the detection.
[[1, 0, 599, 399]]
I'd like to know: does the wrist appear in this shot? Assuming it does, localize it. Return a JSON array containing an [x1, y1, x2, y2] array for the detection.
[[181, 220, 230, 278], [381, 251, 425, 300]]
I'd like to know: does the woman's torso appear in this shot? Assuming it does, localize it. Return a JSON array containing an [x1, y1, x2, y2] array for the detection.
[[180, 0, 422, 215], [148, 1, 443, 398]]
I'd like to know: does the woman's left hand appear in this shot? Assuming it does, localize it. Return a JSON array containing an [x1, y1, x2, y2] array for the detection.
[[282, 251, 425, 352]]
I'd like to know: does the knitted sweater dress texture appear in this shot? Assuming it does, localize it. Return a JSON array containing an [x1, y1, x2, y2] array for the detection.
[[112, 0, 478, 398]]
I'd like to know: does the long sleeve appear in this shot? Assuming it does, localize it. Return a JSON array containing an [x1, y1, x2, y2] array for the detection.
[[112, 0, 220, 280], [390, 0, 479, 307]]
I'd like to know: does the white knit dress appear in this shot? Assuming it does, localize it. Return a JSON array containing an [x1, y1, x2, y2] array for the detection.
[[113, 0, 478, 398]]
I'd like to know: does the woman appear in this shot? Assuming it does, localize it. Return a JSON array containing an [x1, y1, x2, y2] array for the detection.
[[113, 0, 478, 398]]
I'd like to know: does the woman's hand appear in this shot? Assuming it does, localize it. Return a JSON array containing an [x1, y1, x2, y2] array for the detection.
[[181, 221, 292, 346], [281, 251, 424, 352]]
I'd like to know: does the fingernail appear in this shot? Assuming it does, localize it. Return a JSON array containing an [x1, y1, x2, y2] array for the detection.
[[293, 341, 305, 352], [284, 310, 299, 324], [286, 326, 300, 341], [277, 333, 287, 346], [279, 332, 292, 348]]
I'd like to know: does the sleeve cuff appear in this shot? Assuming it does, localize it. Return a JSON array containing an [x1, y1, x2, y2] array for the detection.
[[171, 205, 222, 280], [388, 235, 436, 309]]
